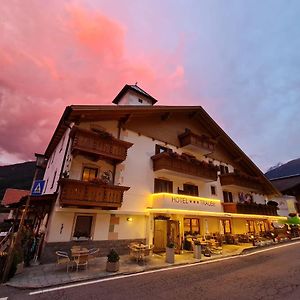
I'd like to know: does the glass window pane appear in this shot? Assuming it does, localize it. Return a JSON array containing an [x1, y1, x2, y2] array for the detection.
[[73, 216, 93, 238]]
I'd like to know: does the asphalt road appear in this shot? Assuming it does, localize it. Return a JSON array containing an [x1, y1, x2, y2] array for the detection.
[[1, 241, 300, 300]]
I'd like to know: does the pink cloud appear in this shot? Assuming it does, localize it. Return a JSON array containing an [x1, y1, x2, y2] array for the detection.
[[0, 1, 189, 165]]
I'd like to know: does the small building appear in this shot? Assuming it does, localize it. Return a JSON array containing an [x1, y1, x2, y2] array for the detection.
[[269, 175, 300, 213], [35, 84, 284, 262]]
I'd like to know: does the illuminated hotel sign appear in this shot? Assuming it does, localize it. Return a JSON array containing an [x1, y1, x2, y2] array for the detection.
[[152, 193, 222, 213]]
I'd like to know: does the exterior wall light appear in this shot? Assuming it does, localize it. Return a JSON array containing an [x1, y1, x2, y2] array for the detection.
[[127, 217, 133, 222]]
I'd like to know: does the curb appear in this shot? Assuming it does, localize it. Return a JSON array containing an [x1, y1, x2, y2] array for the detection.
[[5, 238, 300, 290]]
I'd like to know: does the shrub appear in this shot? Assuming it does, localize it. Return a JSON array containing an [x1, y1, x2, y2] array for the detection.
[[107, 249, 119, 263]]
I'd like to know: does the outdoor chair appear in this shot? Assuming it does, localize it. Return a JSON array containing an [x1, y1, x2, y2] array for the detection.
[[73, 253, 89, 271], [88, 248, 100, 260], [55, 251, 73, 272]]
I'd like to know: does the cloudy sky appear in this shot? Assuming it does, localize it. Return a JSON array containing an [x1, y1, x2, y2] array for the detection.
[[0, 0, 299, 172]]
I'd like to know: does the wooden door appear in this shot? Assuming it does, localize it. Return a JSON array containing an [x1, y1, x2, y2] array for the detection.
[[167, 220, 181, 252], [153, 220, 168, 252]]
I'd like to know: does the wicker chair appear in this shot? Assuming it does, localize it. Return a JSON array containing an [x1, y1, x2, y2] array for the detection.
[[55, 251, 73, 272], [73, 253, 89, 271]]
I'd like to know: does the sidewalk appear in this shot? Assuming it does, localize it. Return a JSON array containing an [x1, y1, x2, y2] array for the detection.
[[5, 244, 253, 289]]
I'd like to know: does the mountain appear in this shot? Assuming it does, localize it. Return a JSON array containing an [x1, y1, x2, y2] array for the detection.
[[266, 162, 283, 173], [265, 158, 300, 180], [0, 161, 36, 202]]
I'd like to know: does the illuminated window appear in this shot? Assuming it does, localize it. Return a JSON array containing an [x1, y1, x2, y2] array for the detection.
[[221, 219, 231, 234], [247, 220, 255, 233], [184, 218, 200, 235], [82, 167, 98, 181], [154, 178, 173, 193], [73, 215, 93, 239]]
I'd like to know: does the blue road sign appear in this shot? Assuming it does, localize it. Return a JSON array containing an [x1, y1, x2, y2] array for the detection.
[[31, 180, 45, 196]]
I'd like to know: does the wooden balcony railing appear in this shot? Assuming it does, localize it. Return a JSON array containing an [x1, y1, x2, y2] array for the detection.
[[178, 129, 216, 155], [151, 152, 218, 181], [70, 127, 133, 163], [220, 172, 263, 192], [59, 178, 130, 209], [222, 202, 278, 216]]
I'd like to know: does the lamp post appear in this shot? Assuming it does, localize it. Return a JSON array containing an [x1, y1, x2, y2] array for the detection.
[[1, 153, 46, 282]]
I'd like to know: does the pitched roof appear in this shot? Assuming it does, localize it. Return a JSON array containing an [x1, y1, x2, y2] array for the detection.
[[2, 188, 29, 206], [43, 104, 280, 196], [112, 84, 158, 105], [270, 175, 300, 192]]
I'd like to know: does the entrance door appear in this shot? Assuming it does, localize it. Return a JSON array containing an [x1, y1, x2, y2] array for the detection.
[[167, 220, 181, 253], [153, 219, 168, 252]]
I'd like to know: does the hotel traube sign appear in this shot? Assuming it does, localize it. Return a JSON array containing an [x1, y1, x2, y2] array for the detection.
[[151, 193, 222, 213]]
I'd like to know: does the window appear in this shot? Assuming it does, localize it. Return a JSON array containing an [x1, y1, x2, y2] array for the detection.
[[154, 178, 173, 193], [184, 218, 200, 235], [211, 186, 217, 196], [155, 144, 171, 155], [73, 215, 93, 239], [82, 167, 98, 181], [138, 98, 143, 103], [223, 191, 233, 203], [221, 219, 231, 234], [246, 220, 255, 233], [183, 184, 198, 196], [220, 165, 229, 175]]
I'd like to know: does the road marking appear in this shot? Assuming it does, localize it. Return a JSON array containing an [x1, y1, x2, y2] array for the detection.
[[29, 240, 300, 296], [0, 297, 8, 300]]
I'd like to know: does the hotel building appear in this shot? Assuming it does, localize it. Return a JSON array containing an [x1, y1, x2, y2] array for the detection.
[[37, 84, 284, 262]]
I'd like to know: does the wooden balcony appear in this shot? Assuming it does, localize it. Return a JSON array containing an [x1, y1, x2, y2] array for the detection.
[[59, 178, 130, 209], [151, 152, 218, 182], [70, 127, 133, 163], [178, 129, 216, 155], [220, 172, 263, 192], [222, 202, 278, 216]]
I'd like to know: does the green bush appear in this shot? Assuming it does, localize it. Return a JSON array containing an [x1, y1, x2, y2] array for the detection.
[[107, 249, 119, 262]]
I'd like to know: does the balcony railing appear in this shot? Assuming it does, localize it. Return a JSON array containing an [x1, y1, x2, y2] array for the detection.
[[151, 152, 218, 181], [59, 178, 130, 209], [222, 202, 278, 216], [220, 172, 263, 192], [178, 129, 216, 155], [70, 127, 133, 163]]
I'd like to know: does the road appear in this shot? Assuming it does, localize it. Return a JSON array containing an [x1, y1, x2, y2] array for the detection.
[[1, 242, 300, 300]]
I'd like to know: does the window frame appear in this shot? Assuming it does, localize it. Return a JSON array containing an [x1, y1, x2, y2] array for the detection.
[[71, 214, 96, 240], [184, 218, 200, 236], [154, 178, 173, 193], [210, 185, 217, 196], [183, 183, 199, 196], [82, 166, 99, 182], [223, 191, 233, 203]]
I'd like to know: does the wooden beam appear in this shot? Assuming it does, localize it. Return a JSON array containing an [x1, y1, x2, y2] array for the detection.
[[120, 114, 131, 126], [161, 112, 171, 121]]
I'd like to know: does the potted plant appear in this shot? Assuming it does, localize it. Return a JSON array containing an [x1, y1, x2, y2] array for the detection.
[[106, 249, 120, 272], [193, 240, 202, 259], [165, 242, 175, 263]]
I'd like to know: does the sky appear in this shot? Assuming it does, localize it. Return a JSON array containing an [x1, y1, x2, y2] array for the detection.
[[0, 0, 299, 172]]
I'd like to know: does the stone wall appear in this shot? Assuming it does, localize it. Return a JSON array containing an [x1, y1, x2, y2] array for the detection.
[[40, 238, 146, 264]]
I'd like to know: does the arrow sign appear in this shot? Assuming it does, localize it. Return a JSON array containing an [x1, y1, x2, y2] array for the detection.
[[31, 180, 45, 196]]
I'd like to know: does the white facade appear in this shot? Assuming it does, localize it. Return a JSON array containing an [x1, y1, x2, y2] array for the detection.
[[39, 86, 284, 259]]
